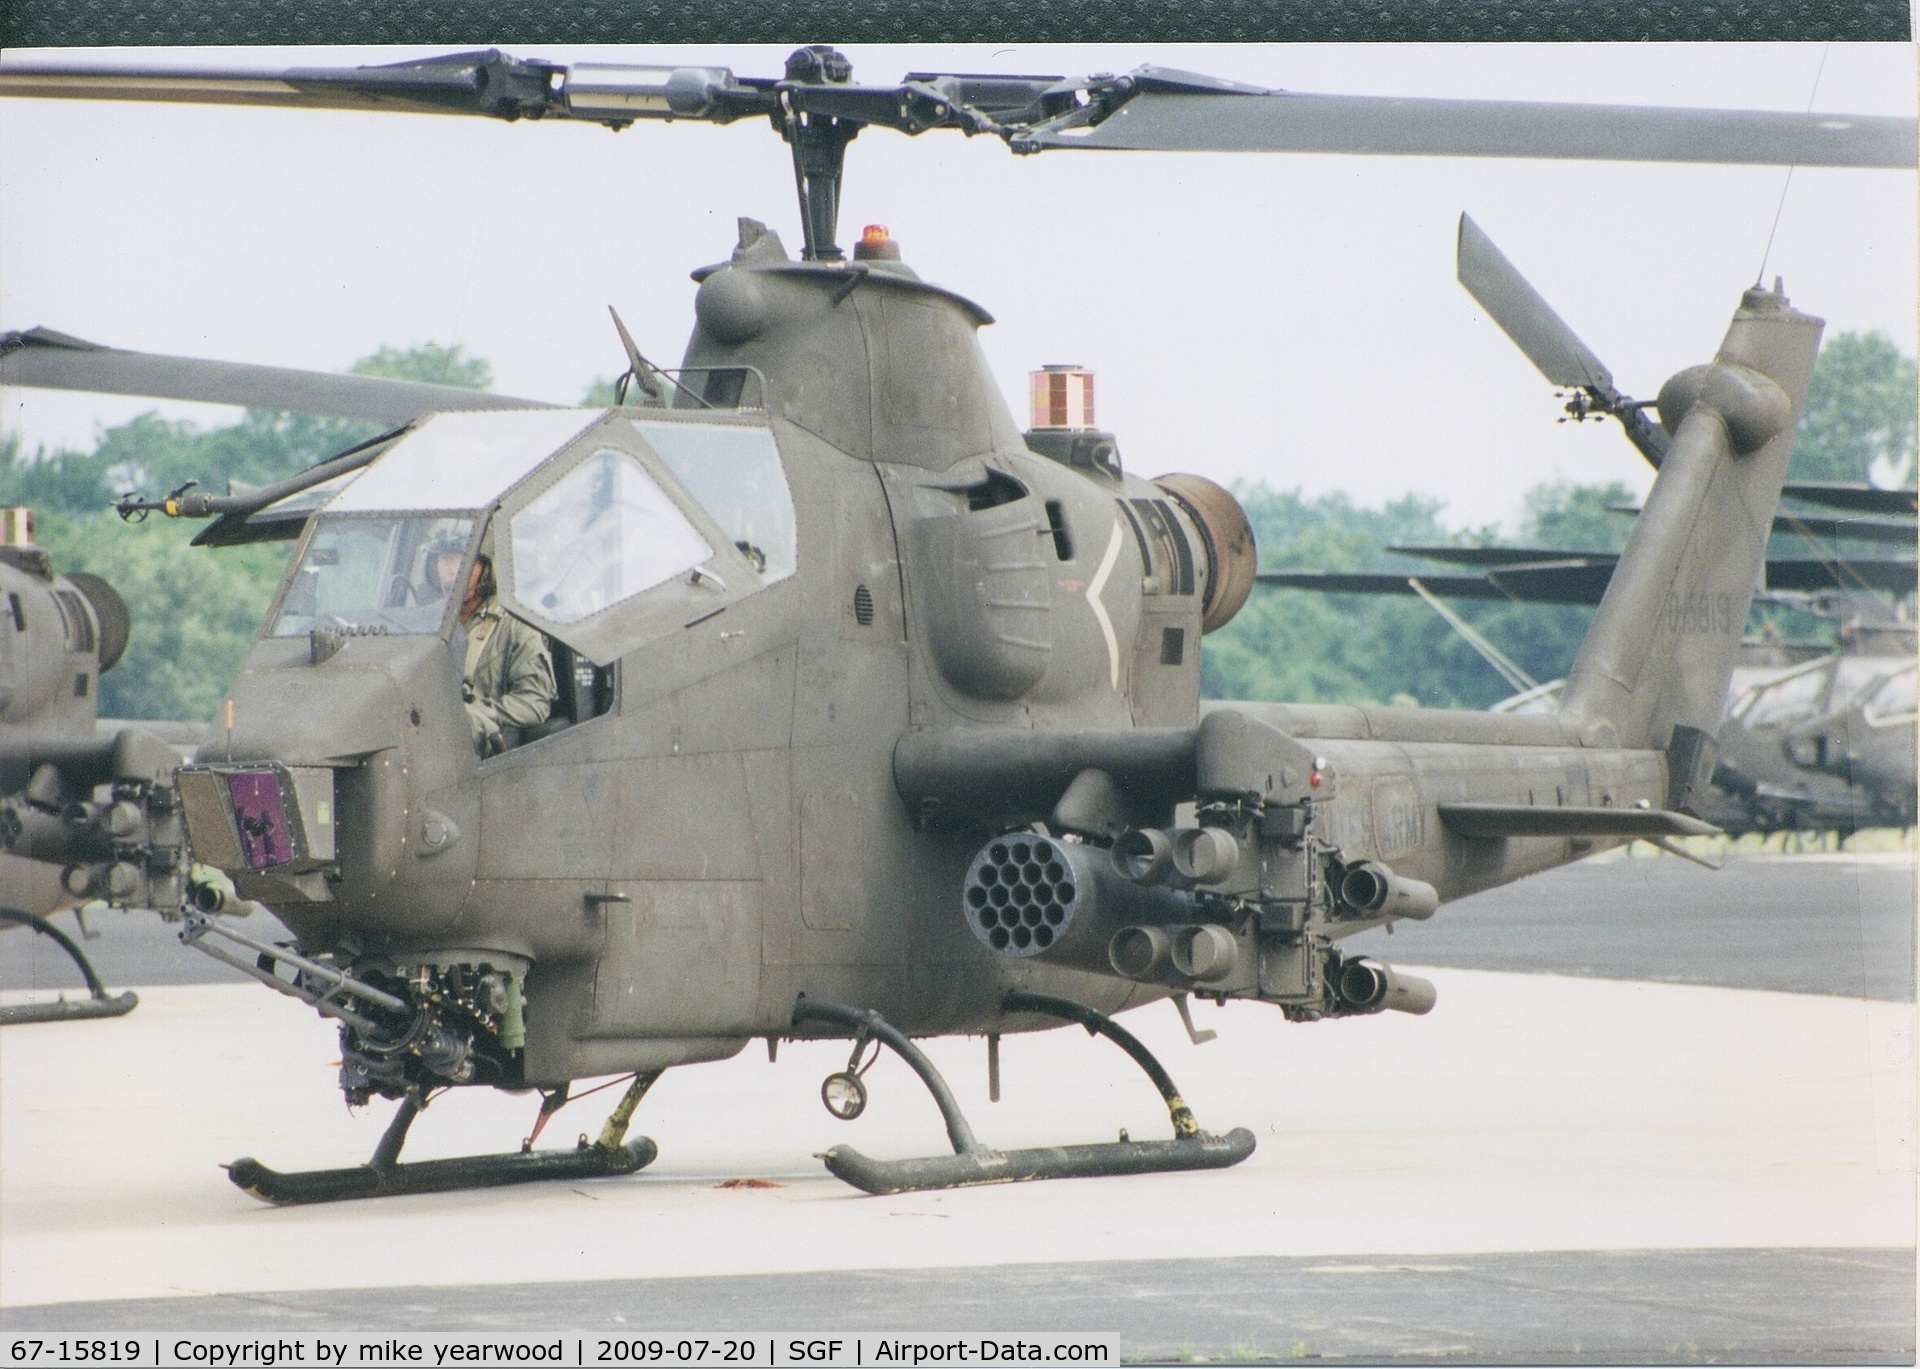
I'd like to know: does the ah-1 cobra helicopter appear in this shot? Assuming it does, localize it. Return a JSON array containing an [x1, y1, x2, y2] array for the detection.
[[0, 504, 181, 1023], [0, 45, 1911, 1204]]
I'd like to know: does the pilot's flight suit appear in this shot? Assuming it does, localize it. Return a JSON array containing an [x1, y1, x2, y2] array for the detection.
[[462, 594, 557, 756]]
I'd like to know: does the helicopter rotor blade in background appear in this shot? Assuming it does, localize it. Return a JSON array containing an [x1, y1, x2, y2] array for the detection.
[[0, 328, 558, 426], [1606, 502, 1920, 544], [1780, 482, 1920, 517], [1260, 554, 1915, 605], [1255, 570, 1517, 600], [1387, 544, 1617, 567], [1762, 557, 1919, 595], [2, 52, 1913, 169]]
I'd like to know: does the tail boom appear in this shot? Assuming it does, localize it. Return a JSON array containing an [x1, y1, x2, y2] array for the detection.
[[1560, 285, 1823, 752]]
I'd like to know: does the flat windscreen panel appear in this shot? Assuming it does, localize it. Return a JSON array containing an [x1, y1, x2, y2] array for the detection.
[[509, 449, 712, 625], [270, 515, 474, 637], [630, 420, 796, 582], [328, 410, 600, 514]]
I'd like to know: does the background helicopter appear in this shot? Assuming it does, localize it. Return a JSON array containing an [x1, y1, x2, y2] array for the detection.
[[0, 508, 183, 1023], [0, 43, 1913, 1203]]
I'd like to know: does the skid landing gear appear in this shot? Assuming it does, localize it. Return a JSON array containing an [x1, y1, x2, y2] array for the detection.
[[792, 992, 1254, 1195], [226, 1072, 662, 1206], [0, 907, 137, 1025]]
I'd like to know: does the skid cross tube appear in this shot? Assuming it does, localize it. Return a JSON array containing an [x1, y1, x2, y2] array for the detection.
[[227, 1073, 664, 1206], [790, 994, 1253, 1195], [0, 907, 137, 1024], [792, 996, 978, 1153], [1001, 989, 1199, 1138]]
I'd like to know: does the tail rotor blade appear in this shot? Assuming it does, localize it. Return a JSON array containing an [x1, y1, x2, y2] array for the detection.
[[1457, 213, 1670, 467], [1457, 213, 1614, 395]]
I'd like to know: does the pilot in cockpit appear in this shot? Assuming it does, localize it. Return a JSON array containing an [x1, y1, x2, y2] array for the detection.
[[427, 533, 557, 757]]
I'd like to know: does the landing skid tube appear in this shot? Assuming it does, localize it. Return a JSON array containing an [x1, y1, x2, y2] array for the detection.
[[227, 1073, 662, 1206], [791, 993, 1254, 1195], [0, 907, 137, 1025]]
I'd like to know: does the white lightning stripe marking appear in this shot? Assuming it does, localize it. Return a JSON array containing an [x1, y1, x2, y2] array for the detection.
[[1087, 518, 1125, 691]]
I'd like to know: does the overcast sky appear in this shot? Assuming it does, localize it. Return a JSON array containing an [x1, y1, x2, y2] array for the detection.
[[2, 42, 1913, 531]]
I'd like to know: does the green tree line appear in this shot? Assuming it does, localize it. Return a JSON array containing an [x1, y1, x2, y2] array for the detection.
[[0, 333, 1910, 720]]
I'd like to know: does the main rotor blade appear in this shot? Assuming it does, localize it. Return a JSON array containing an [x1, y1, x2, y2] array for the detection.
[[1457, 214, 1614, 394], [5, 54, 1912, 170], [0, 328, 556, 425], [0, 50, 592, 120], [1024, 87, 1918, 169]]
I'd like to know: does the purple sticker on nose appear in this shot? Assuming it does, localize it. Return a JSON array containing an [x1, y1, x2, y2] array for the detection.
[[227, 770, 293, 869]]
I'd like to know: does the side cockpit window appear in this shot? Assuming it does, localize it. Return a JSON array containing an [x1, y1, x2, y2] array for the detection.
[[493, 419, 769, 668], [509, 449, 713, 624], [632, 421, 796, 582]]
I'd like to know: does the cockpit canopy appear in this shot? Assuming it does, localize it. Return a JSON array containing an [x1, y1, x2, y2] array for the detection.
[[266, 409, 796, 664]]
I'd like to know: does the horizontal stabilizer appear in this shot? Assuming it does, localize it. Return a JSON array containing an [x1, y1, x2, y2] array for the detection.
[[1438, 802, 1720, 838], [0, 327, 556, 424]]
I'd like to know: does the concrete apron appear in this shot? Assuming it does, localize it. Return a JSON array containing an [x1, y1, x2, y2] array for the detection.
[[2, 969, 1913, 1309]]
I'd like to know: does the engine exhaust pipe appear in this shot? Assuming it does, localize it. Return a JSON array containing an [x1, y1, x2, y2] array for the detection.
[[1338, 861, 1440, 920], [1335, 958, 1437, 1015]]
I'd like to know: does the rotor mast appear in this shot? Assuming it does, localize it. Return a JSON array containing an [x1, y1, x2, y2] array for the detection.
[[777, 46, 860, 262]]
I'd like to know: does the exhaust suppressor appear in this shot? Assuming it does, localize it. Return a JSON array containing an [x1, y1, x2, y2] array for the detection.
[[963, 834, 1200, 971], [1336, 958, 1437, 1015]]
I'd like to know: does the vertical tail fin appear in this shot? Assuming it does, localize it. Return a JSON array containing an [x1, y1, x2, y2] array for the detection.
[[1560, 285, 1823, 764]]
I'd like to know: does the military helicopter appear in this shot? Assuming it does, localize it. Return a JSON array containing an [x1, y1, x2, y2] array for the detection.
[[0, 503, 181, 1023], [0, 45, 1910, 1204]]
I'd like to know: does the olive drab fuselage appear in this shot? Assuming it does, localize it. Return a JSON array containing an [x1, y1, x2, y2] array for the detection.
[[196, 227, 1821, 1090]]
